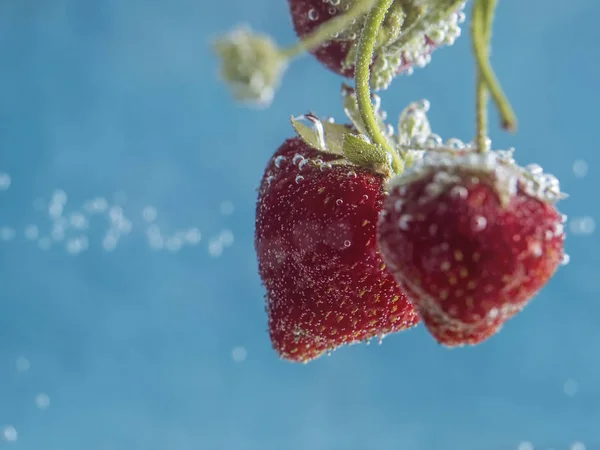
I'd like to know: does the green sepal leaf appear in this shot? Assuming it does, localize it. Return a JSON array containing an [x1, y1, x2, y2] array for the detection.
[[290, 114, 347, 155]]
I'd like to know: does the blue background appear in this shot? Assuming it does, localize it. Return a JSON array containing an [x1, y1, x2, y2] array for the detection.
[[0, 0, 598, 449]]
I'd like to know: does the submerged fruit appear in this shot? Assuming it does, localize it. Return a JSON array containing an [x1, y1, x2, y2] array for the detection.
[[256, 135, 418, 362], [377, 148, 566, 346]]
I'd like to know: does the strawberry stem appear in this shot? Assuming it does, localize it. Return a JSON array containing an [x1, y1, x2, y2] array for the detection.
[[280, 0, 378, 60], [471, 0, 517, 134], [473, 0, 491, 152], [354, 0, 404, 175]]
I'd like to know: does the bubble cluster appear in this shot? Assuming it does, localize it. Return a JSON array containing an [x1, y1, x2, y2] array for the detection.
[[371, 1, 467, 89], [0, 184, 235, 258], [390, 142, 566, 206]]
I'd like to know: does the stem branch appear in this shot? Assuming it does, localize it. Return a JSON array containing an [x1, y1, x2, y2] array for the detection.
[[354, 0, 403, 174], [471, 0, 517, 133], [473, 0, 489, 151]]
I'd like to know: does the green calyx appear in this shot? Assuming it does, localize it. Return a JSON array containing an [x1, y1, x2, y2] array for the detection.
[[213, 27, 287, 107], [289, 86, 438, 179]]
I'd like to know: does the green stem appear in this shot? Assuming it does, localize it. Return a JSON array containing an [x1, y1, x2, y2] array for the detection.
[[385, 0, 465, 55], [471, 0, 517, 132], [280, 0, 377, 59], [472, 0, 490, 151], [354, 0, 403, 174]]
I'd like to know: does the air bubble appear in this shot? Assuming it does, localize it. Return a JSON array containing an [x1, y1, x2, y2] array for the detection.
[[572, 159, 588, 178], [274, 155, 286, 168], [298, 159, 309, 171], [0, 173, 11, 190], [48, 202, 64, 219], [35, 393, 50, 409], [398, 214, 412, 230], [165, 236, 183, 252], [569, 216, 595, 236], [528, 241, 542, 257], [84, 197, 108, 214], [449, 185, 468, 199], [295, 175, 304, 184], [563, 378, 578, 396], [232, 346, 248, 362], [15, 357, 30, 372], [24, 225, 40, 240], [2, 426, 17, 442], [69, 212, 88, 230], [66, 237, 88, 255], [336, 199, 343, 206], [471, 215, 487, 231], [208, 238, 223, 257], [0, 227, 15, 241], [185, 228, 202, 245], [525, 164, 543, 175], [561, 253, 570, 265], [517, 442, 533, 450], [52, 189, 68, 205], [102, 233, 119, 252], [343, 240, 351, 248], [38, 237, 52, 250], [219, 229, 234, 246], [142, 206, 158, 222], [307, 8, 319, 20]]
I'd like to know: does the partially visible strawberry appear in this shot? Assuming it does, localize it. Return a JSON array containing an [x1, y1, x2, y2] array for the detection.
[[255, 122, 418, 362], [377, 148, 567, 347], [288, 0, 466, 89]]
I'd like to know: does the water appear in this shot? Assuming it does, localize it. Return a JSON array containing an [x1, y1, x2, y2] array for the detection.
[[1, 0, 599, 449]]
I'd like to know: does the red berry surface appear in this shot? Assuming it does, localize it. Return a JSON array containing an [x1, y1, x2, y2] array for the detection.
[[255, 136, 418, 362], [288, 0, 436, 79], [377, 151, 565, 347]]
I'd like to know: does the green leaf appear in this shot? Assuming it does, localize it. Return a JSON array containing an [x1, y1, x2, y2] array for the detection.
[[290, 114, 348, 155]]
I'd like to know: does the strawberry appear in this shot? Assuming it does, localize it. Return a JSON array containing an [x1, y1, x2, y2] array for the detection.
[[288, 0, 466, 89], [377, 147, 567, 347], [255, 116, 419, 362]]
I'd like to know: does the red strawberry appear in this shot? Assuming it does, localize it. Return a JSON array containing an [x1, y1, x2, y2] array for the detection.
[[377, 148, 567, 347], [288, 0, 465, 89], [255, 124, 418, 362]]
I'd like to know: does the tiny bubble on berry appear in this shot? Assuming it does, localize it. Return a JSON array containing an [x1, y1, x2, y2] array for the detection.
[[471, 215, 487, 231], [398, 214, 412, 230]]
